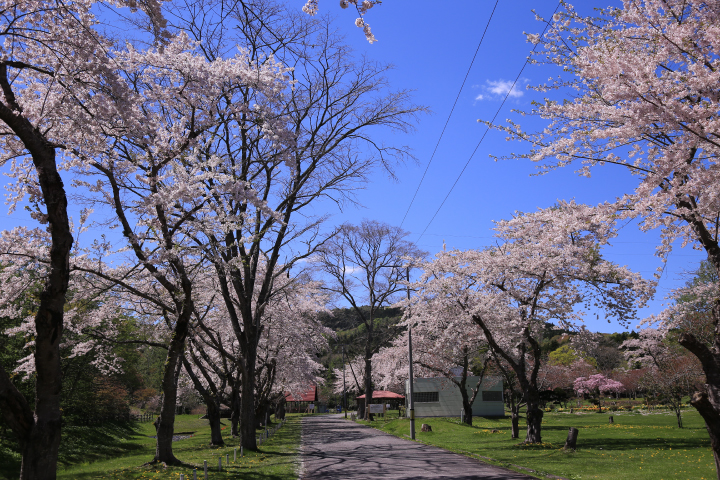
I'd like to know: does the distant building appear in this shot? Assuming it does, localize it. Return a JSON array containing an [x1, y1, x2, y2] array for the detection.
[[285, 385, 318, 413], [405, 376, 504, 417], [356, 390, 405, 411]]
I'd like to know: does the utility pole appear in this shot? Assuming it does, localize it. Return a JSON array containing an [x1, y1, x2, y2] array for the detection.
[[406, 267, 415, 440], [342, 344, 347, 419]]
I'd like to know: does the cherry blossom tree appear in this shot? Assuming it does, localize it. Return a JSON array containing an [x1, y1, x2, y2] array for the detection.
[[179, 267, 329, 445], [537, 358, 596, 399], [374, 296, 491, 426], [615, 367, 646, 401], [573, 374, 624, 413], [623, 328, 704, 427], [301, 0, 380, 43], [67, 33, 290, 463], [154, 1, 423, 449], [492, 0, 720, 470], [0, 0, 164, 477], [315, 220, 424, 420], [409, 202, 653, 443]]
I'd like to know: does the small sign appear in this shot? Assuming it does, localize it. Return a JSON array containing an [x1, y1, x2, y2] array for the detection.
[[369, 404, 384, 414]]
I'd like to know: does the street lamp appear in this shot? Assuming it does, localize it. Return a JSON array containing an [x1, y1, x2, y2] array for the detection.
[[406, 267, 415, 440], [408, 326, 415, 439], [342, 344, 347, 419]]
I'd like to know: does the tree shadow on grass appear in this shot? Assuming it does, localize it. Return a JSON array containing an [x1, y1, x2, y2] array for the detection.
[[59, 421, 148, 466], [487, 435, 711, 453]]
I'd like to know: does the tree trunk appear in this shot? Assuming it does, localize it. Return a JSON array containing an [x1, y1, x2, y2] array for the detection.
[[458, 385, 473, 426], [153, 325, 189, 465], [463, 402, 473, 426], [240, 347, 258, 451], [688, 389, 720, 479], [276, 398, 286, 420], [564, 427, 579, 450], [206, 399, 224, 446], [678, 330, 720, 479], [357, 398, 365, 420], [675, 408, 683, 429], [180, 356, 224, 446], [231, 385, 240, 437], [525, 398, 543, 444], [255, 401, 268, 428], [510, 403, 520, 439], [0, 115, 72, 479]]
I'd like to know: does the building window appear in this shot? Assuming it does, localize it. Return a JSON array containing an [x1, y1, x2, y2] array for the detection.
[[413, 392, 439, 403], [482, 390, 503, 402]]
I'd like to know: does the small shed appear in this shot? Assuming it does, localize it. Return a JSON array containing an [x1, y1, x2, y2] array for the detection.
[[357, 390, 405, 409], [285, 385, 318, 413], [357, 390, 405, 415], [405, 376, 504, 418]]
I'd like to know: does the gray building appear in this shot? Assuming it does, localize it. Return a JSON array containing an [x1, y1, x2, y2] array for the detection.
[[405, 376, 504, 418]]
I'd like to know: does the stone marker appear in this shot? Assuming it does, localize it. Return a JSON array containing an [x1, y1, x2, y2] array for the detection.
[[421, 424, 432, 432], [564, 427, 579, 451]]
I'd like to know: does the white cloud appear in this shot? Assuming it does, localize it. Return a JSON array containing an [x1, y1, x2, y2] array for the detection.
[[486, 79, 524, 98], [473, 78, 528, 102]]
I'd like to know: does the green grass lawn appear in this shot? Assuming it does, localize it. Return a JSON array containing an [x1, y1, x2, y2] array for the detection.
[[1, 415, 303, 480], [358, 410, 715, 480]]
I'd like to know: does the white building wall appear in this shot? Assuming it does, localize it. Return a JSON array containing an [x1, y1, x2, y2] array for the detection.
[[405, 376, 504, 418]]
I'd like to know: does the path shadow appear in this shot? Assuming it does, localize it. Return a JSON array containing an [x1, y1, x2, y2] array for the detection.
[[301, 416, 534, 480]]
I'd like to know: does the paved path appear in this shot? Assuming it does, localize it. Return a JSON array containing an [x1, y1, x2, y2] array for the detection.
[[299, 415, 537, 480]]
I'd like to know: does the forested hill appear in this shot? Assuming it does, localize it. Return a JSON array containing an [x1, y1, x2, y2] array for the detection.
[[317, 306, 403, 332], [317, 306, 404, 388]]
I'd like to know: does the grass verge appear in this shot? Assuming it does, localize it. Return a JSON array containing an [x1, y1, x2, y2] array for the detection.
[[356, 410, 715, 480], [1, 415, 303, 480]]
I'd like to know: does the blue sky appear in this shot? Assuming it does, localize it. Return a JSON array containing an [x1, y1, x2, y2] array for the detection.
[[313, 0, 707, 332], [0, 0, 706, 334]]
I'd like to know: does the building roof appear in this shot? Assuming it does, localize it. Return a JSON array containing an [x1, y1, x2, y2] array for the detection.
[[285, 385, 317, 402], [356, 390, 405, 400]]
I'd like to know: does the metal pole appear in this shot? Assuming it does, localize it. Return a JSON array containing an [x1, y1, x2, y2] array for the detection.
[[409, 325, 416, 440], [343, 344, 347, 419], [407, 267, 415, 440]]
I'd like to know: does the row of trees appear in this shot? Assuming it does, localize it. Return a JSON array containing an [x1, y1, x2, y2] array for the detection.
[[6, 0, 720, 479], [329, 3, 720, 475], [0, 0, 422, 478]]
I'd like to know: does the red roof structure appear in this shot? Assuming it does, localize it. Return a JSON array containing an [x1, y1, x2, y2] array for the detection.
[[285, 385, 318, 403], [356, 390, 405, 400]]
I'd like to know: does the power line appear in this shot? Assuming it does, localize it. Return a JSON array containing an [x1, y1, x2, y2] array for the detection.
[[399, 0, 500, 228], [415, 2, 562, 242]]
